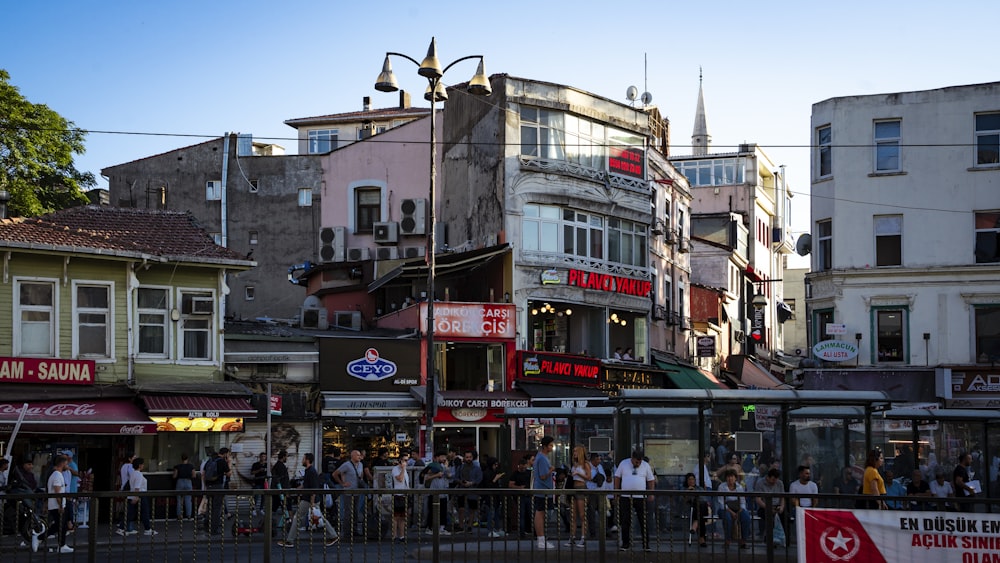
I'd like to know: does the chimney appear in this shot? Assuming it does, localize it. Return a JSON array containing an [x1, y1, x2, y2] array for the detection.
[[363, 96, 372, 111], [399, 90, 411, 109]]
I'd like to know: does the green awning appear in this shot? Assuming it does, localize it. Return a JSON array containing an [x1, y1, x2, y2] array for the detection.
[[654, 360, 723, 390]]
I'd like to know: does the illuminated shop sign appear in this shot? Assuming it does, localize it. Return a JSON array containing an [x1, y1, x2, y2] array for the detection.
[[566, 269, 651, 298], [420, 303, 515, 339], [0, 357, 95, 385], [601, 366, 666, 390], [319, 338, 420, 392], [608, 146, 645, 179], [152, 417, 244, 432], [519, 351, 601, 386]]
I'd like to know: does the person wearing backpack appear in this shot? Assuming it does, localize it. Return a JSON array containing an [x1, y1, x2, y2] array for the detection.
[[202, 448, 230, 537]]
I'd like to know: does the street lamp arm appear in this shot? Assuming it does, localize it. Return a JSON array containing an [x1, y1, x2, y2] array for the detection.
[[385, 52, 423, 67], [441, 55, 485, 76]]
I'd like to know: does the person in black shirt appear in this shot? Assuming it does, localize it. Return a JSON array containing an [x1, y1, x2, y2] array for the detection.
[[278, 453, 339, 548], [906, 469, 932, 510], [205, 448, 231, 536], [172, 453, 196, 520], [508, 454, 534, 537], [954, 452, 975, 509]]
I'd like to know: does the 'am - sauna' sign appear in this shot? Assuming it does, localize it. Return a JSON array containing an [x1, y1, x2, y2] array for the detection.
[[0, 357, 95, 385]]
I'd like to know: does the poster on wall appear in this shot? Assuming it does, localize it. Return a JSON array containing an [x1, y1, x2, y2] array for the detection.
[[797, 507, 1000, 562]]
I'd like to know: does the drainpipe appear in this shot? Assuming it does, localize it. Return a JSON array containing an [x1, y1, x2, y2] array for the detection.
[[221, 134, 230, 247]]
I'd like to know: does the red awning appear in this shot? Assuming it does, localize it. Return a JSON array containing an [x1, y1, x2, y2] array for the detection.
[[0, 399, 156, 435], [738, 357, 786, 389], [140, 394, 257, 417]]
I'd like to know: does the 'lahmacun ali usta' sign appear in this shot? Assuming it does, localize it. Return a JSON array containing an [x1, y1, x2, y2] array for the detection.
[[813, 340, 859, 362]]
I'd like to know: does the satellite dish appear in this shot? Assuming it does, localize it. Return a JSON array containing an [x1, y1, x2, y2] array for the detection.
[[795, 233, 813, 256], [626, 86, 638, 101], [640, 92, 653, 106], [303, 295, 322, 309]]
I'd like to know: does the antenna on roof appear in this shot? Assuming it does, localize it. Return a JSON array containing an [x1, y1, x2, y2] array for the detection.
[[626, 53, 653, 108]]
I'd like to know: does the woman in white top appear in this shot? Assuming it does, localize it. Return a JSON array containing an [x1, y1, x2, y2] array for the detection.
[[126, 458, 156, 536], [390, 452, 411, 541], [717, 469, 751, 549], [565, 445, 591, 547]]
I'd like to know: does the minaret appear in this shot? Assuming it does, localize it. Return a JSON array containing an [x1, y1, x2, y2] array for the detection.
[[691, 67, 711, 156]]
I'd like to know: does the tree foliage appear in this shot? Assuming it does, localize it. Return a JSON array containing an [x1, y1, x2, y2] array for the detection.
[[0, 69, 94, 217]]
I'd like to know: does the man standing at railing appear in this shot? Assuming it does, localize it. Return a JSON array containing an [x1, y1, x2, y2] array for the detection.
[[45, 454, 73, 553], [614, 449, 655, 553], [509, 454, 533, 538], [333, 449, 366, 537], [533, 436, 557, 550]]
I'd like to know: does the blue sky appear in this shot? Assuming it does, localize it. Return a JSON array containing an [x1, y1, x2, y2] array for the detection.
[[2, 0, 994, 255]]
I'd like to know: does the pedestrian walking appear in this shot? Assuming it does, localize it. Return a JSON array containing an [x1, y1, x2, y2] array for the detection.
[[533, 436, 557, 550], [123, 457, 156, 537], [614, 449, 655, 552], [277, 453, 339, 548], [172, 453, 196, 520], [46, 454, 74, 553], [390, 451, 411, 542]]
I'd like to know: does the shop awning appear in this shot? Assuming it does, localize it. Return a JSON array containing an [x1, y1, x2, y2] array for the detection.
[[653, 359, 725, 390], [0, 399, 157, 435], [515, 382, 609, 405], [140, 394, 257, 417], [734, 356, 788, 389], [322, 393, 424, 418], [368, 243, 511, 293], [224, 340, 318, 363]]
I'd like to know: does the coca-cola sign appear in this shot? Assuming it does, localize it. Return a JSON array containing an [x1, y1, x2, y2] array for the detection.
[[0, 399, 157, 435]]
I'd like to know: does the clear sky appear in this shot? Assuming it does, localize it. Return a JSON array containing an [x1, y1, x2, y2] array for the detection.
[[2, 0, 994, 259]]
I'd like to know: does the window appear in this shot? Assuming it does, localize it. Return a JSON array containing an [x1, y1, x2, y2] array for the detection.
[[522, 204, 560, 252], [975, 306, 1000, 362], [245, 286, 255, 301], [674, 158, 746, 187], [564, 114, 605, 169], [875, 309, 905, 363], [562, 209, 603, 258], [354, 187, 381, 233], [785, 299, 796, 314], [357, 125, 386, 139], [975, 211, 1000, 263], [520, 107, 566, 161], [180, 291, 213, 361], [976, 113, 1000, 166], [663, 278, 672, 315], [817, 125, 832, 177], [308, 129, 338, 154], [607, 217, 647, 267], [298, 188, 312, 207], [249, 230, 258, 246], [205, 180, 222, 201], [248, 179, 259, 193], [16, 279, 55, 356], [874, 120, 901, 172], [137, 287, 168, 357], [817, 220, 832, 271], [875, 215, 902, 267], [74, 283, 111, 358], [814, 309, 834, 343]]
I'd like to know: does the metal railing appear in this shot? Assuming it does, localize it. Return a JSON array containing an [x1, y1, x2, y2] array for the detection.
[[1, 487, 993, 562]]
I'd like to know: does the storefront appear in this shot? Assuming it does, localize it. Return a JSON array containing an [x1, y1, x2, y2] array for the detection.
[[319, 336, 423, 458], [524, 267, 652, 359], [0, 357, 156, 493]]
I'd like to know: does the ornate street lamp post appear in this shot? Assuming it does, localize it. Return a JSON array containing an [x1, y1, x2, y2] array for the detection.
[[374, 38, 491, 461]]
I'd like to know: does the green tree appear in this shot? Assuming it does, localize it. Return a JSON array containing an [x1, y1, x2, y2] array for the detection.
[[0, 69, 93, 217]]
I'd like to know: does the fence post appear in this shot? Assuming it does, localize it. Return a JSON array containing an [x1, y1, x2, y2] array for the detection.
[[86, 492, 99, 563], [262, 491, 272, 563]]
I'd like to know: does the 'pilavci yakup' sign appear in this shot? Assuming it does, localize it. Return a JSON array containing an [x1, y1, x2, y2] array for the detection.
[[813, 340, 859, 362], [566, 269, 651, 298]]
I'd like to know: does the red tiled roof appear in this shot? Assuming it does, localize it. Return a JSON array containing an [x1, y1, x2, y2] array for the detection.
[[284, 106, 429, 126], [0, 205, 251, 264]]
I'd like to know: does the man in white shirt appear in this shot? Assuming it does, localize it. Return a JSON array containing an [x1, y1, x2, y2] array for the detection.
[[788, 465, 819, 508], [614, 450, 656, 552], [46, 454, 73, 553]]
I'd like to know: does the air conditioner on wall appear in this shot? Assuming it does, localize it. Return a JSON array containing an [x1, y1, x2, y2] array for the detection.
[[318, 226, 347, 263], [347, 247, 370, 261], [399, 198, 427, 235], [190, 297, 214, 315], [376, 247, 399, 260], [402, 246, 426, 259], [373, 222, 399, 244], [301, 307, 329, 330]]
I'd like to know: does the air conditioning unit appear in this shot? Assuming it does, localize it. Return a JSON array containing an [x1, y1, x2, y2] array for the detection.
[[772, 226, 784, 246], [375, 247, 399, 260], [189, 297, 214, 315], [399, 198, 427, 235], [300, 307, 329, 330], [334, 311, 362, 331], [652, 304, 666, 320], [346, 247, 370, 261], [402, 246, 426, 259], [678, 237, 690, 253], [374, 221, 399, 244], [318, 226, 346, 263]]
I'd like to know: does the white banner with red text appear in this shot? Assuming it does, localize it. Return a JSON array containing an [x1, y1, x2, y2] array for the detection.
[[798, 507, 1000, 563]]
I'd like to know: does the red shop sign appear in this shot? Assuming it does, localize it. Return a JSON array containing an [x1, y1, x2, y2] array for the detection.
[[566, 269, 651, 298], [0, 357, 95, 385]]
